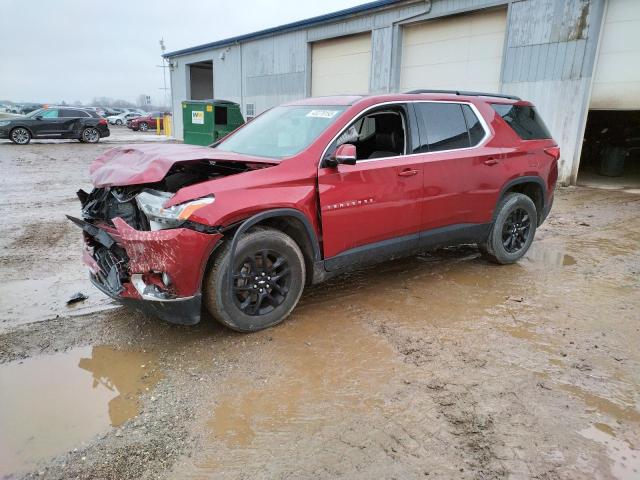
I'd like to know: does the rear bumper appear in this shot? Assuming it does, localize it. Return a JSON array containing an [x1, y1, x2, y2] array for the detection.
[[99, 127, 110, 138], [70, 215, 222, 325]]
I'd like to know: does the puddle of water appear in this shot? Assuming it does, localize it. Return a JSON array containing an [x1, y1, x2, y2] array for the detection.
[[0, 345, 161, 476], [525, 245, 576, 266], [556, 382, 640, 424], [580, 425, 640, 480], [498, 320, 559, 355], [188, 303, 401, 476]]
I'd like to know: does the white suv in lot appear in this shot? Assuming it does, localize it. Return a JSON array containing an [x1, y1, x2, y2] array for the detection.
[[107, 112, 142, 125]]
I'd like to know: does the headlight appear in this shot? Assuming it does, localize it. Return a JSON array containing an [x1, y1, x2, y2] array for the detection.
[[0, 120, 11, 127], [135, 189, 214, 230]]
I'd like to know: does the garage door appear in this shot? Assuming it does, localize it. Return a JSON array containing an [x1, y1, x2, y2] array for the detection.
[[311, 33, 371, 97], [400, 8, 507, 93], [590, 0, 640, 109]]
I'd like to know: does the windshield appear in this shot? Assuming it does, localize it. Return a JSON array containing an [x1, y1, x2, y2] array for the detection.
[[215, 106, 347, 159], [25, 108, 45, 118]]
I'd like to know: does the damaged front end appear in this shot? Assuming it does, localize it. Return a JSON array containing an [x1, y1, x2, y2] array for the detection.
[[67, 153, 263, 324]]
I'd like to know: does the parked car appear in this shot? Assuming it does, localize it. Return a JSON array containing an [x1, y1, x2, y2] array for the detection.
[[127, 111, 170, 131], [0, 107, 110, 144], [17, 103, 43, 115], [69, 91, 558, 332], [107, 112, 141, 125]]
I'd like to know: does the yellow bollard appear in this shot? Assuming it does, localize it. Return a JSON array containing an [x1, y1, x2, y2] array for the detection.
[[164, 115, 172, 138], [156, 117, 160, 135]]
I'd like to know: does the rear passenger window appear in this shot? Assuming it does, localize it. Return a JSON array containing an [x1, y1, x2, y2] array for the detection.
[[491, 104, 551, 140], [61, 109, 87, 118], [414, 103, 470, 152], [462, 105, 485, 146]]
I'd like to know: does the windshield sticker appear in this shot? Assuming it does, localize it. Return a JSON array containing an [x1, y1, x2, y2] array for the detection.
[[306, 110, 339, 119]]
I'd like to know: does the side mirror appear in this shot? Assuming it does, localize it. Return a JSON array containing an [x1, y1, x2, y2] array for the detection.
[[327, 143, 357, 167]]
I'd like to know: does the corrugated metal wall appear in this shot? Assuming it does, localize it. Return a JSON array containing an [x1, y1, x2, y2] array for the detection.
[[501, 0, 605, 184], [168, 0, 607, 184]]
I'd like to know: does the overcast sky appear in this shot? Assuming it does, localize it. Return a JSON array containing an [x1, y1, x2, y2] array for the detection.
[[0, 0, 365, 105]]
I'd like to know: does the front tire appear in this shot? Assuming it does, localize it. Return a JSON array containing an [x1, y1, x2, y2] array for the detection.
[[10, 127, 31, 145], [480, 193, 537, 264], [204, 228, 306, 332], [115, 119, 123, 125], [139, 122, 149, 132], [81, 127, 100, 143]]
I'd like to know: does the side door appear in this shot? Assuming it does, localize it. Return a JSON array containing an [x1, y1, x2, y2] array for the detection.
[[33, 108, 64, 137], [317, 104, 424, 269], [413, 101, 504, 239], [59, 109, 88, 137]]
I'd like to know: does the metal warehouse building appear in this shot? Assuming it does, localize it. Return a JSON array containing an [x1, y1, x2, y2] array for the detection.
[[164, 0, 640, 186]]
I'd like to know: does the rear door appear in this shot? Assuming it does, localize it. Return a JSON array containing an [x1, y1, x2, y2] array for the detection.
[[318, 104, 424, 268], [59, 109, 89, 137], [413, 101, 504, 231]]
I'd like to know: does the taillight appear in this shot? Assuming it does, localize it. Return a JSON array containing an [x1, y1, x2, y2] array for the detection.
[[99, 118, 108, 125], [544, 146, 560, 161]]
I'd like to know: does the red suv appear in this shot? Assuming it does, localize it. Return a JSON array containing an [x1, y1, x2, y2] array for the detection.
[[69, 91, 559, 332]]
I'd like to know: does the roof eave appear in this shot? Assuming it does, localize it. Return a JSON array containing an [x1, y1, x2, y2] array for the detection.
[[163, 0, 401, 59]]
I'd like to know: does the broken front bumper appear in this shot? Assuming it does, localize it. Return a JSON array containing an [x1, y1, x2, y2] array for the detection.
[[68, 215, 222, 325]]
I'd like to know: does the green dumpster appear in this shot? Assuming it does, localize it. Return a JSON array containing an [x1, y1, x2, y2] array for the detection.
[[182, 100, 244, 146]]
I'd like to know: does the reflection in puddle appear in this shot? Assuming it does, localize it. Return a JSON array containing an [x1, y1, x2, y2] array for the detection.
[[525, 245, 576, 266], [581, 425, 640, 479], [190, 304, 399, 475], [0, 346, 161, 476]]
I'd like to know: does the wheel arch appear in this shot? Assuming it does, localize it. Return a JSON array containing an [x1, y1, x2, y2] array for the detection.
[[497, 176, 546, 224], [10, 124, 34, 137], [211, 209, 321, 292]]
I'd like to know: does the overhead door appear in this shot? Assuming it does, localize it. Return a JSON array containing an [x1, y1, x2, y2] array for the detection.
[[311, 33, 371, 97], [400, 8, 507, 93], [590, 0, 640, 109]]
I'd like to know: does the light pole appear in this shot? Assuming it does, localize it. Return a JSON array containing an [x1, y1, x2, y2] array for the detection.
[[158, 39, 170, 109]]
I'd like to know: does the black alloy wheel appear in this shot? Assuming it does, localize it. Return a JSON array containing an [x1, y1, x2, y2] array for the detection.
[[232, 249, 291, 316], [204, 228, 306, 332], [479, 192, 538, 264], [501, 207, 531, 253]]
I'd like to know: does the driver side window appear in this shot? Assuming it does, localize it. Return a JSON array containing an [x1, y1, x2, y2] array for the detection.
[[326, 107, 406, 163], [41, 109, 59, 119]]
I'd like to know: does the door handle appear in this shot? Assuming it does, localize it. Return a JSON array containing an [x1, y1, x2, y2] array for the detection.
[[398, 168, 419, 177], [484, 158, 499, 166]]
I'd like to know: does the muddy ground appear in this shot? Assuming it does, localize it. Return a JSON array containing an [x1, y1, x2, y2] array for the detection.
[[0, 135, 638, 480]]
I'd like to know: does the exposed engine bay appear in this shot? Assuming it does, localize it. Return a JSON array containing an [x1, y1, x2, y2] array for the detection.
[[70, 159, 255, 299], [79, 159, 251, 231]]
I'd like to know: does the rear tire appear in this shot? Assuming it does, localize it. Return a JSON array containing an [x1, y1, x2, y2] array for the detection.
[[480, 193, 537, 264], [204, 228, 306, 332], [81, 127, 100, 144], [115, 119, 123, 125]]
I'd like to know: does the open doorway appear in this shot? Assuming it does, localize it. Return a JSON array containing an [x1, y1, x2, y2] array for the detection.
[[577, 110, 640, 189], [188, 61, 213, 100]]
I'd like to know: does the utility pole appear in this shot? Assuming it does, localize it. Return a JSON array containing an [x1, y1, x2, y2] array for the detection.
[[157, 39, 170, 109]]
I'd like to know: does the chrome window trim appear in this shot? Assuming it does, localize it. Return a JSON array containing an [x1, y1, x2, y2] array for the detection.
[[319, 100, 491, 167]]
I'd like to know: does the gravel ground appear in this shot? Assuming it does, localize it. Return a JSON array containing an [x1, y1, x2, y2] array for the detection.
[[0, 136, 638, 480]]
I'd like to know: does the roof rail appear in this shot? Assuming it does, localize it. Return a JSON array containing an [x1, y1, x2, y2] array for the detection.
[[404, 89, 521, 101]]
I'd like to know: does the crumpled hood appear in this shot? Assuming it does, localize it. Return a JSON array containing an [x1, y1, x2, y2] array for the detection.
[[90, 144, 277, 187]]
